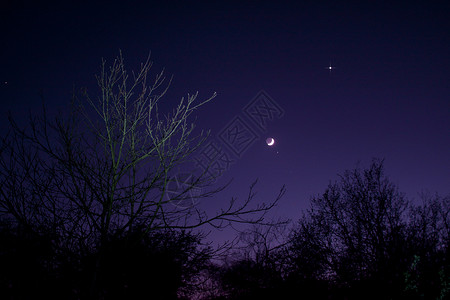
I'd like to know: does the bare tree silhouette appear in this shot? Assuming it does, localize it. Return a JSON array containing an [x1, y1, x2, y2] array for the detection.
[[0, 52, 285, 298]]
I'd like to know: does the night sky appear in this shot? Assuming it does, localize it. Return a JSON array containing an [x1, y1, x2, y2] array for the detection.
[[1, 1, 449, 242]]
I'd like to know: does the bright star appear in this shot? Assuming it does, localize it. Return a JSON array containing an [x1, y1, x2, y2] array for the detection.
[[326, 62, 336, 73]]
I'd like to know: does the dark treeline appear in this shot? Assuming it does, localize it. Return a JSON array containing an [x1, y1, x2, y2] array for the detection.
[[0, 224, 211, 299], [1, 159, 449, 299]]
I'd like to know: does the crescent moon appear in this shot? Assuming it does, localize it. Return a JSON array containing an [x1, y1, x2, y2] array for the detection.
[[266, 137, 275, 146]]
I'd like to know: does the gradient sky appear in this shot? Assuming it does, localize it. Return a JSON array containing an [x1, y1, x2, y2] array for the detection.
[[1, 1, 449, 243]]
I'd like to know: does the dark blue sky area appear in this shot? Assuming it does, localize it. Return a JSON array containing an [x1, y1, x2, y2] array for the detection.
[[1, 1, 449, 239]]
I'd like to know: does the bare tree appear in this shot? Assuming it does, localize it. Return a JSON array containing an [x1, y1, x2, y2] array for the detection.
[[0, 52, 285, 245], [0, 52, 285, 297], [284, 159, 411, 299], [409, 192, 450, 252]]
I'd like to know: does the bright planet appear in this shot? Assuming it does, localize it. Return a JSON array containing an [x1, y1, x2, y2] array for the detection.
[[266, 137, 275, 146]]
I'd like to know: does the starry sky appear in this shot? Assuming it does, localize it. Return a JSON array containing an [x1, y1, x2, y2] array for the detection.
[[1, 1, 449, 242]]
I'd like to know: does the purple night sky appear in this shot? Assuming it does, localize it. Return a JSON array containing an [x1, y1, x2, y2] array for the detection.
[[1, 1, 449, 243]]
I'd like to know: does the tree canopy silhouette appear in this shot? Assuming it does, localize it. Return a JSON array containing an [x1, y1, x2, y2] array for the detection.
[[282, 159, 449, 299], [206, 159, 449, 300]]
